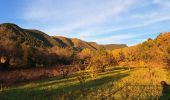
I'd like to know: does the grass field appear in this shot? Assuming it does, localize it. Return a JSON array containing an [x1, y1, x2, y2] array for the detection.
[[0, 67, 170, 100]]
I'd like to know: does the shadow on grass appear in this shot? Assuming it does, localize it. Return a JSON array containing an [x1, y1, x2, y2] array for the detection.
[[110, 67, 129, 70], [0, 70, 130, 100], [13, 67, 127, 90], [86, 72, 128, 88]]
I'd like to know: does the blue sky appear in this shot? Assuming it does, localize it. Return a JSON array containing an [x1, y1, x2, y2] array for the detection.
[[0, 0, 170, 46]]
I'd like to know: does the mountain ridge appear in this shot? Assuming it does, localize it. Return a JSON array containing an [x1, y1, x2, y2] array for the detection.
[[0, 23, 127, 51]]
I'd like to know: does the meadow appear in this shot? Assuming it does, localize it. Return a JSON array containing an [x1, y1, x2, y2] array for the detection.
[[0, 66, 170, 100]]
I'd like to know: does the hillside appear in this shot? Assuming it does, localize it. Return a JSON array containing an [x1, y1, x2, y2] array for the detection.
[[112, 32, 170, 68], [52, 36, 98, 51], [52, 36, 127, 51], [0, 23, 127, 51], [0, 23, 127, 69], [0, 23, 59, 48], [155, 32, 170, 47]]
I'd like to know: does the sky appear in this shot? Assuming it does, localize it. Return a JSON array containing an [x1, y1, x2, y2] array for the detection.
[[0, 0, 170, 46]]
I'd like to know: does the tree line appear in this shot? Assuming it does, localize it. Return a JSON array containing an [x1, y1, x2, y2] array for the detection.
[[0, 33, 169, 71]]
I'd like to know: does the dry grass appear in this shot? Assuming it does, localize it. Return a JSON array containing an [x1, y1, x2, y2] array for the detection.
[[0, 65, 76, 87], [0, 67, 170, 100], [86, 67, 170, 100]]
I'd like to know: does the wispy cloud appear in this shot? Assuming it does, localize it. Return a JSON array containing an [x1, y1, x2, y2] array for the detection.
[[20, 0, 170, 45], [94, 33, 152, 45], [153, 0, 170, 8], [22, 0, 137, 30], [72, 13, 170, 41]]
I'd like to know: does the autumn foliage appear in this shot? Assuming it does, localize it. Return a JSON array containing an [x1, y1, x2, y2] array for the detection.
[[112, 33, 170, 68]]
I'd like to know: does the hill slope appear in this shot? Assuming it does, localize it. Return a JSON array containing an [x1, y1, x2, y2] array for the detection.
[[53, 36, 127, 51], [112, 32, 170, 67], [0, 23, 127, 51]]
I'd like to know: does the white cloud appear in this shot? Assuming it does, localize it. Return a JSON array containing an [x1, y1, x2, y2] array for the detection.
[[21, 0, 170, 45], [23, 0, 137, 32], [153, 0, 170, 8], [93, 32, 156, 46], [100, 15, 170, 34], [69, 14, 170, 40], [94, 33, 145, 43]]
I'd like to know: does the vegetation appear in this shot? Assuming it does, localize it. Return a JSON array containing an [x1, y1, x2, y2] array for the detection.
[[0, 23, 126, 69], [0, 67, 170, 100], [0, 23, 170, 99], [112, 33, 170, 68]]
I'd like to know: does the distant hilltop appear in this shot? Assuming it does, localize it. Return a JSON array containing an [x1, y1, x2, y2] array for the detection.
[[0, 23, 127, 51]]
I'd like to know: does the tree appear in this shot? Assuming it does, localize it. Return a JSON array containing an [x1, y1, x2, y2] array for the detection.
[[112, 49, 126, 64], [78, 48, 93, 70], [49, 46, 74, 64], [78, 48, 92, 60], [89, 49, 115, 73], [58, 65, 73, 78], [21, 43, 36, 67]]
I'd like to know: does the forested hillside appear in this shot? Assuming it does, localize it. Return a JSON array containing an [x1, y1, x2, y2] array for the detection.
[[112, 32, 170, 68], [0, 23, 169, 71], [0, 23, 126, 69]]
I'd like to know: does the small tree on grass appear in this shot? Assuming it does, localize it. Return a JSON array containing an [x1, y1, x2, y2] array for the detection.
[[112, 49, 126, 64], [58, 65, 71, 78], [78, 48, 93, 69], [89, 49, 114, 72]]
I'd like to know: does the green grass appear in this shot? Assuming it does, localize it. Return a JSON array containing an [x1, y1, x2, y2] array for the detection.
[[0, 67, 170, 100]]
